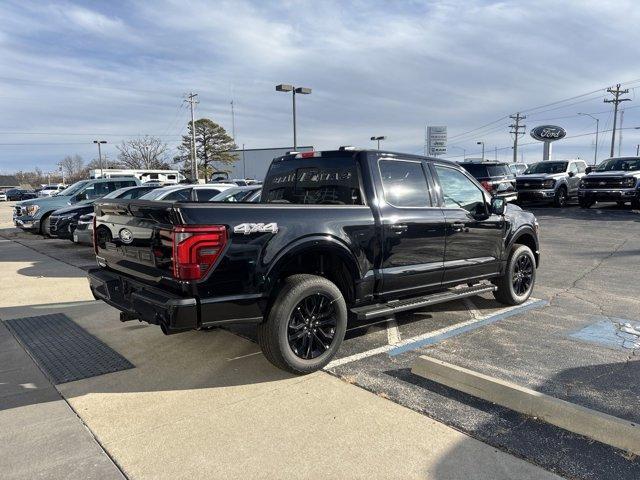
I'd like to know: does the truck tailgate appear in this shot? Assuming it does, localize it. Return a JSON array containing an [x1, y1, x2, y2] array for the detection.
[[94, 199, 177, 285]]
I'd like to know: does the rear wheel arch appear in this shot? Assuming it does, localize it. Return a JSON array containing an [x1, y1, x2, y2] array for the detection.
[[265, 238, 361, 310]]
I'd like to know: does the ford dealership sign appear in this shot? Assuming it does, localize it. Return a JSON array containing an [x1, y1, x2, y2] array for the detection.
[[530, 125, 566, 142]]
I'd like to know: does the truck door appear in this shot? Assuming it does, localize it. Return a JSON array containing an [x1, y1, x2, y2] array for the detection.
[[432, 163, 504, 285], [376, 157, 446, 298]]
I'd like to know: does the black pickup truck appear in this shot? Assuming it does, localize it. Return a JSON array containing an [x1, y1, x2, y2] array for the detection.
[[88, 149, 540, 374]]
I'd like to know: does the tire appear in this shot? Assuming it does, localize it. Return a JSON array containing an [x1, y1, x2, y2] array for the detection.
[[493, 244, 536, 306], [553, 186, 567, 208], [39, 213, 51, 236], [257, 274, 347, 375], [632, 198, 640, 210], [579, 198, 593, 209]]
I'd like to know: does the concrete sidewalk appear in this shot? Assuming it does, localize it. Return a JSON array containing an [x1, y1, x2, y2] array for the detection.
[[0, 205, 560, 479]]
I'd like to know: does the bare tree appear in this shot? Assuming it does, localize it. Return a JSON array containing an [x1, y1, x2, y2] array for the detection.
[[59, 154, 84, 182], [116, 136, 170, 169]]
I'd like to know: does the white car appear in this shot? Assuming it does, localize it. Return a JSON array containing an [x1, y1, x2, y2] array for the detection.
[[0, 191, 7, 201], [37, 184, 66, 197], [137, 183, 237, 202]]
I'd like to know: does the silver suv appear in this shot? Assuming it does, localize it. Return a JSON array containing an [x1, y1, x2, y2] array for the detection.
[[516, 160, 587, 207]]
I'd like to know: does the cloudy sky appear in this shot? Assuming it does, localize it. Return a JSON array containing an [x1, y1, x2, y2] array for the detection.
[[1, 0, 639, 174]]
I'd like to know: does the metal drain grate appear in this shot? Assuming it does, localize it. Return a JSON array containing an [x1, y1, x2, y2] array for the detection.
[[5, 313, 134, 384]]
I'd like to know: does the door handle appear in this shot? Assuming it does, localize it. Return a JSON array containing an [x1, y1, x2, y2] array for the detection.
[[452, 222, 469, 233], [390, 224, 408, 234]]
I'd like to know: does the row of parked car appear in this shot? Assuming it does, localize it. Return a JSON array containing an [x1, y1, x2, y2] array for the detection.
[[0, 184, 69, 202], [11, 177, 262, 246], [459, 157, 640, 209]]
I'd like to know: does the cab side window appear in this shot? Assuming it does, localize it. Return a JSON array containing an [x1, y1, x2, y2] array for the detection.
[[435, 165, 486, 216], [569, 162, 579, 175], [575, 162, 586, 174], [379, 159, 431, 207]]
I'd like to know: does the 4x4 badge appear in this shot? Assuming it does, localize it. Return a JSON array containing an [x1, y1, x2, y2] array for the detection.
[[233, 223, 278, 235]]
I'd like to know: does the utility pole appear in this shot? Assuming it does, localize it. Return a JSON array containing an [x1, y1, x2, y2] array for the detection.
[[494, 146, 497, 161], [509, 112, 526, 163], [185, 92, 199, 182], [618, 108, 624, 156], [230, 100, 236, 142], [604, 84, 630, 158]]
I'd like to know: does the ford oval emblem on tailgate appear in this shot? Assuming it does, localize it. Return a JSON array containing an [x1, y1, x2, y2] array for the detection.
[[119, 228, 134, 244]]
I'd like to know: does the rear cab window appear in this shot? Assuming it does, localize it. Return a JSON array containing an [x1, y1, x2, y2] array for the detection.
[[262, 154, 364, 205], [379, 159, 431, 207]]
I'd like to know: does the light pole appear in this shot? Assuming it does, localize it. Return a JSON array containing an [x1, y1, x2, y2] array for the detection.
[[477, 141, 485, 161], [93, 140, 107, 177], [276, 84, 311, 150], [370, 136, 386, 150], [578, 113, 600, 165]]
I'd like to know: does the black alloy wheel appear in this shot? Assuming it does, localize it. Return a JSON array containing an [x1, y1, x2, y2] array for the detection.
[[287, 293, 337, 360], [512, 253, 534, 296]]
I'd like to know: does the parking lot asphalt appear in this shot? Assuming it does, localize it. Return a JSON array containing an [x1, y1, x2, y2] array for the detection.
[[1, 201, 639, 479], [0, 201, 559, 480]]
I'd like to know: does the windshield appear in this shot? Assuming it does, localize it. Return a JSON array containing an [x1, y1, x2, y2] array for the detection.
[[595, 157, 640, 172], [211, 187, 260, 202], [524, 162, 568, 174], [56, 180, 90, 197]]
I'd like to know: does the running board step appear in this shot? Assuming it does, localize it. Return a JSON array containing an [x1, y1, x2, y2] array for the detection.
[[350, 284, 496, 321]]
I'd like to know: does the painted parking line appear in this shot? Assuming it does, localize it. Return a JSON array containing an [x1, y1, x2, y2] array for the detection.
[[388, 299, 548, 356], [325, 298, 547, 370]]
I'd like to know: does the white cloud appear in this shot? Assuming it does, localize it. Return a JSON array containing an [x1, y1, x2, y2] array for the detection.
[[0, 0, 640, 172]]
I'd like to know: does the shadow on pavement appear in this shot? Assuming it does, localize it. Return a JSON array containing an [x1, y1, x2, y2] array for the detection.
[[389, 367, 640, 480]]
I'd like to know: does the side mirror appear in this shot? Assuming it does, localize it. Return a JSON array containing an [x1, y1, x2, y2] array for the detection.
[[491, 197, 506, 216], [568, 171, 575, 177], [585, 166, 593, 174]]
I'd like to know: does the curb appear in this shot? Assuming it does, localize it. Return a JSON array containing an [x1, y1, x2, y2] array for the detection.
[[412, 355, 640, 456]]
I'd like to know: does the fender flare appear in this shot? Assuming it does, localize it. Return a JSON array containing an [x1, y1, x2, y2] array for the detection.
[[264, 235, 361, 297], [507, 226, 539, 265]]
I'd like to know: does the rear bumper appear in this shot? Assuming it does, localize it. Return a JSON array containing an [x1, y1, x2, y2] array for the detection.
[[578, 188, 639, 202], [87, 268, 265, 332], [88, 268, 199, 332]]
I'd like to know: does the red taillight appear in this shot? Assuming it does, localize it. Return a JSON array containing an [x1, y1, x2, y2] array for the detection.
[[92, 215, 98, 254], [172, 225, 227, 280], [481, 180, 493, 193]]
